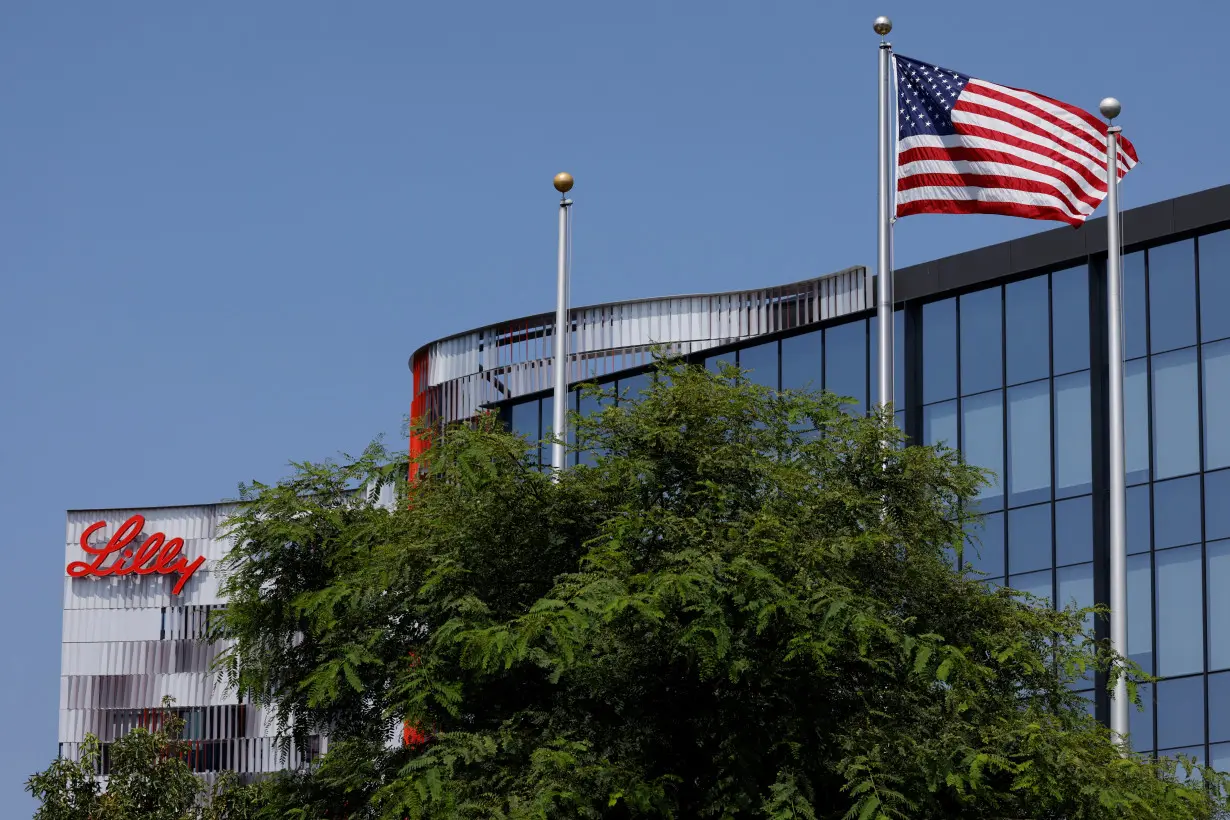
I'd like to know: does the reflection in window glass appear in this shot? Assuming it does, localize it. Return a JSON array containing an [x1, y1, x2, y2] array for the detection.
[[960, 287, 1003, 395], [542, 395, 555, 443], [963, 512, 1004, 578], [1127, 484, 1151, 554], [1157, 675, 1205, 750], [1125, 358, 1150, 485], [1128, 553, 1153, 673], [1057, 562, 1093, 633], [781, 331, 822, 391], [1148, 240, 1197, 354], [1204, 340, 1230, 470], [1053, 266, 1091, 374], [1153, 348, 1200, 479], [1006, 276, 1049, 386], [739, 341, 778, 389], [1130, 682, 1154, 753], [1055, 496, 1092, 567], [1156, 545, 1204, 677], [511, 400, 539, 443], [1054, 371, 1092, 498], [1010, 568, 1052, 606], [924, 299, 958, 403], [1209, 540, 1230, 672], [1160, 746, 1205, 779], [962, 391, 1004, 510], [1212, 743, 1230, 774], [1201, 230, 1230, 343], [924, 400, 957, 448], [618, 372, 652, 405], [1123, 251, 1147, 360], [1009, 503, 1052, 576], [576, 390, 608, 467], [1210, 673, 1230, 743], [1153, 476, 1202, 549], [1208, 470, 1230, 542], [825, 321, 866, 410], [1007, 380, 1051, 507], [868, 310, 905, 408], [706, 354, 736, 375]]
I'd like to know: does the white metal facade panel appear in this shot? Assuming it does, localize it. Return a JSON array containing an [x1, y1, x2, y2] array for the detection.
[[59, 502, 316, 777]]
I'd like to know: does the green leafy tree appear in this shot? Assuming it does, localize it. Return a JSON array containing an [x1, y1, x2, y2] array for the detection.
[[26, 697, 251, 820], [210, 360, 1230, 819]]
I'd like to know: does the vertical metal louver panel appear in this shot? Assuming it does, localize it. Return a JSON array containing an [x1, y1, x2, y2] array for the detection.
[[408, 267, 868, 424]]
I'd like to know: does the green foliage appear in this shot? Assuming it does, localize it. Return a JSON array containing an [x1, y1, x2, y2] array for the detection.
[[209, 359, 1230, 818], [26, 697, 255, 820]]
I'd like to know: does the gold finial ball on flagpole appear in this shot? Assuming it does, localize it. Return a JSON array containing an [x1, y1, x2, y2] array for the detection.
[[1099, 97, 1122, 121], [553, 172, 574, 194], [873, 16, 892, 36]]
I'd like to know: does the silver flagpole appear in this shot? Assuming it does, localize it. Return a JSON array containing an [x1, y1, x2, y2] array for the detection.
[[1100, 98, 1129, 747], [551, 172, 575, 478], [874, 16, 895, 414]]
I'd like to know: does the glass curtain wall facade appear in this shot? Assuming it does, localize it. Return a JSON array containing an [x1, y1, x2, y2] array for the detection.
[[495, 221, 1230, 766]]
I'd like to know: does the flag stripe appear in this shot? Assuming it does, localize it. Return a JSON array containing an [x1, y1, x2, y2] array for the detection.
[[898, 196, 1083, 226], [899, 139, 1107, 203], [898, 175, 1089, 221], [894, 54, 1138, 227], [898, 156, 1100, 214]]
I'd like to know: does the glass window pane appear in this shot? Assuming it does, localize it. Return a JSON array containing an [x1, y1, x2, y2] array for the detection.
[[618, 372, 652, 405], [1054, 371, 1092, 498], [1153, 476, 1201, 549], [706, 353, 736, 375], [923, 298, 957, 403], [1009, 503, 1052, 575], [1057, 562, 1093, 631], [1055, 496, 1093, 567], [511, 400, 539, 442], [781, 331, 822, 392], [1210, 672, 1230, 743], [1157, 675, 1205, 750], [1209, 540, 1230, 672], [1010, 568, 1052, 605], [1053, 265, 1090, 374], [1201, 230, 1230, 343], [1125, 358, 1151, 485], [542, 395, 555, 442], [1124, 251, 1147, 361], [1007, 380, 1051, 507], [1006, 275, 1049, 386], [924, 400, 957, 448], [1209, 470, 1230, 542], [1149, 240, 1197, 354], [1204, 340, 1230, 470], [1128, 553, 1153, 673], [1127, 484, 1151, 555], [739, 341, 778, 389], [962, 390, 1004, 510], [1153, 348, 1200, 479], [869, 310, 905, 409], [576, 390, 609, 467], [1212, 742, 1230, 774], [825, 320, 866, 411], [1156, 545, 1205, 677], [1131, 682, 1154, 753], [963, 512, 1004, 578], [960, 287, 1003, 395]]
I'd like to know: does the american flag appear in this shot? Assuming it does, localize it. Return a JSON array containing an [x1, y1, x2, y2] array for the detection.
[[895, 54, 1138, 227]]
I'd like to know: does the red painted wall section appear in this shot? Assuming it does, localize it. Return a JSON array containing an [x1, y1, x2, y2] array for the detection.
[[408, 350, 432, 484]]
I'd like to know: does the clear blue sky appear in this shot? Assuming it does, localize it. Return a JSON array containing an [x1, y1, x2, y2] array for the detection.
[[0, 1, 1219, 810]]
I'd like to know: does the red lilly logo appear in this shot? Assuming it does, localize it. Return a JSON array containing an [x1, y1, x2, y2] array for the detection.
[[66, 514, 205, 595]]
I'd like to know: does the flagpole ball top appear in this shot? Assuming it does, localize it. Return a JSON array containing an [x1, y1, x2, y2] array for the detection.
[[553, 172, 574, 194], [1099, 98, 1122, 120], [873, 16, 892, 36]]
